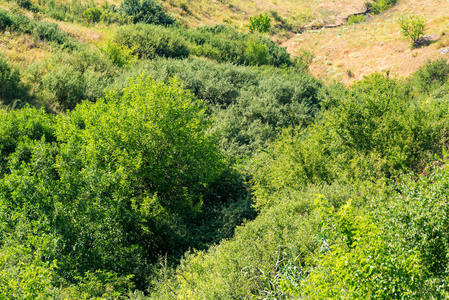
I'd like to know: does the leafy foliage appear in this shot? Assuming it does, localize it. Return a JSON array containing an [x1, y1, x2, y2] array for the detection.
[[108, 57, 322, 160], [301, 199, 424, 299], [249, 13, 271, 33], [82, 7, 103, 23], [411, 58, 449, 94], [365, 0, 398, 14], [346, 14, 366, 25], [115, 24, 190, 59], [0, 9, 12, 31], [0, 76, 226, 293], [0, 54, 26, 105], [120, 0, 175, 25], [398, 15, 427, 47], [251, 73, 449, 209]]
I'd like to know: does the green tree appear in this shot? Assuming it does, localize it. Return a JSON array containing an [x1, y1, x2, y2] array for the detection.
[[0, 76, 225, 291], [398, 15, 427, 47], [249, 13, 271, 33]]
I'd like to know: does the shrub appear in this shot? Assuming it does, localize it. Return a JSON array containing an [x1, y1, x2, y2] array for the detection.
[[120, 0, 175, 25], [300, 199, 424, 299], [100, 11, 132, 24], [7, 11, 34, 33], [369, 167, 449, 297], [0, 76, 225, 291], [108, 58, 322, 160], [43, 65, 87, 109], [250, 73, 449, 209], [150, 184, 361, 299], [100, 41, 134, 67], [0, 107, 56, 176], [412, 58, 449, 94], [365, 0, 397, 14], [0, 10, 12, 31], [398, 15, 427, 47], [32, 21, 77, 49], [83, 7, 102, 23], [249, 13, 271, 33], [115, 24, 189, 59], [0, 54, 24, 104], [346, 14, 366, 25], [245, 37, 269, 65], [183, 25, 292, 67], [15, 0, 38, 11]]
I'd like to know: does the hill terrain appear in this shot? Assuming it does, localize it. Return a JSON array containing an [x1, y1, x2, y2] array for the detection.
[[282, 0, 449, 82], [2, 0, 447, 84], [164, 0, 368, 34], [1, 0, 449, 299]]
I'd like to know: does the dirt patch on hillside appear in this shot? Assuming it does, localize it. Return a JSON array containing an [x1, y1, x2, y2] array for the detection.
[[283, 0, 449, 84]]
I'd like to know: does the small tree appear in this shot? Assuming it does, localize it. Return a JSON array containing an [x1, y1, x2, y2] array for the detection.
[[398, 15, 427, 48], [249, 13, 271, 34]]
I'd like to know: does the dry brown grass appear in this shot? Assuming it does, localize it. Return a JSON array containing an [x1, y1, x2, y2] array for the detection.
[[0, 32, 51, 69], [283, 0, 449, 84], [164, 0, 368, 34]]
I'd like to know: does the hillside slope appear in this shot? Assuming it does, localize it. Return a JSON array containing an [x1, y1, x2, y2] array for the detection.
[[164, 0, 368, 35], [282, 0, 449, 82]]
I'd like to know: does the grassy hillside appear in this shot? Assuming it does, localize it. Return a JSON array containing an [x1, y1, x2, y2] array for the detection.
[[163, 0, 368, 36], [283, 0, 449, 82], [2, 0, 447, 83]]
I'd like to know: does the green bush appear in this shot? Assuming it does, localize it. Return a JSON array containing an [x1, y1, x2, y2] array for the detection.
[[7, 11, 34, 33], [108, 58, 322, 160], [120, 0, 175, 25], [0, 10, 78, 49], [83, 7, 102, 23], [115, 24, 189, 59], [250, 73, 449, 209], [398, 15, 427, 47], [100, 10, 132, 24], [33, 22, 68, 45], [299, 199, 424, 299], [245, 37, 269, 66], [0, 9, 12, 31], [412, 58, 449, 94], [346, 14, 366, 25], [100, 41, 134, 68], [366, 0, 397, 14], [183, 25, 293, 67], [0, 76, 225, 291], [43, 65, 87, 109], [0, 244, 58, 299], [0, 107, 56, 176], [249, 13, 271, 33], [150, 184, 363, 299], [15, 0, 38, 12], [370, 166, 449, 297], [0, 55, 25, 104]]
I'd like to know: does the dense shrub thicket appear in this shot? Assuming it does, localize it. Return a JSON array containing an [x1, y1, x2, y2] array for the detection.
[[151, 68, 449, 299], [0, 9, 78, 50], [0, 8, 297, 111], [114, 24, 295, 67], [108, 57, 322, 160], [2, 0, 449, 295], [0, 77, 231, 295]]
